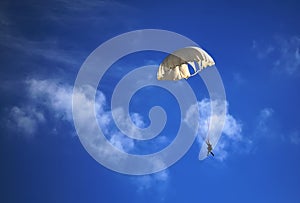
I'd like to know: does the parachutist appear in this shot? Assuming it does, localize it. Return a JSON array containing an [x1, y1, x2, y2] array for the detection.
[[206, 140, 214, 157]]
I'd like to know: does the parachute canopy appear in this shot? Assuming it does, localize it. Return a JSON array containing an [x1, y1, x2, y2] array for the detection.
[[157, 46, 215, 81]]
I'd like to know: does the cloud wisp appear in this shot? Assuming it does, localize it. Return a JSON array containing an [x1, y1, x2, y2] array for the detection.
[[253, 36, 300, 76], [273, 36, 300, 75], [7, 106, 45, 137], [289, 131, 300, 145], [133, 169, 169, 196], [256, 107, 274, 134]]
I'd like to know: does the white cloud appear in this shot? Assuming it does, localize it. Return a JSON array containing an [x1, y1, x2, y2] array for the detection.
[[156, 135, 169, 145], [24, 77, 169, 182], [253, 36, 300, 76], [26, 79, 74, 121], [6, 79, 74, 137], [256, 108, 274, 133], [273, 36, 300, 75], [260, 46, 275, 59], [134, 169, 169, 192], [8, 106, 45, 137], [7, 79, 151, 167], [111, 107, 146, 139], [222, 114, 242, 139], [130, 157, 170, 196], [131, 112, 146, 128], [254, 108, 300, 147], [25, 79, 111, 131], [252, 40, 275, 59], [25, 79, 138, 141], [184, 98, 242, 161], [212, 139, 228, 161], [109, 132, 135, 152]]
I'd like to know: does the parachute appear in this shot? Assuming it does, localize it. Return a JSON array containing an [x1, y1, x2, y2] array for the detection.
[[157, 46, 215, 80]]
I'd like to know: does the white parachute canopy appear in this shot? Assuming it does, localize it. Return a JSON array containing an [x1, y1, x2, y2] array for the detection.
[[157, 46, 215, 80]]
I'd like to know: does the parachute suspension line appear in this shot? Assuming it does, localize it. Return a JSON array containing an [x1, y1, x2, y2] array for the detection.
[[189, 70, 201, 77], [206, 112, 210, 143]]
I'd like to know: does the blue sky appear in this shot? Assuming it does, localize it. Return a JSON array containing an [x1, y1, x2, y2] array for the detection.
[[1, 0, 300, 202]]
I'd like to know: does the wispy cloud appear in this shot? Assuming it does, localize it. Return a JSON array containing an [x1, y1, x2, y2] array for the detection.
[[41, 0, 137, 25], [253, 42, 275, 59], [6, 79, 164, 169], [111, 107, 147, 140], [5, 79, 74, 137], [273, 36, 300, 75], [0, 0, 138, 76], [131, 167, 169, 202], [232, 72, 246, 85], [253, 36, 300, 76], [184, 98, 243, 161], [256, 107, 274, 134], [109, 132, 135, 152], [253, 108, 300, 147], [15, 79, 137, 141], [0, 34, 84, 67], [1, 0, 137, 29], [133, 169, 169, 192], [7, 106, 45, 137], [26, 79, 74, 121], [289, 131, 300, 145]]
